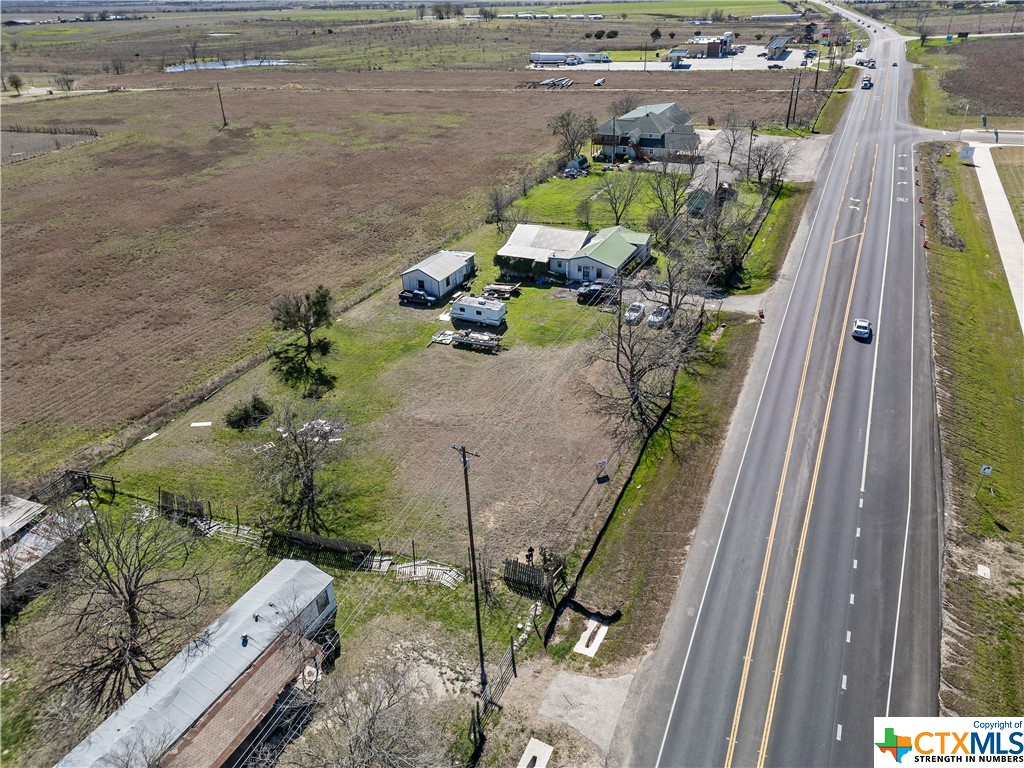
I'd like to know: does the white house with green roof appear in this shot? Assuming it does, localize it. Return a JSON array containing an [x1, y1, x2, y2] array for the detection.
[[560, 226, 651, 283]]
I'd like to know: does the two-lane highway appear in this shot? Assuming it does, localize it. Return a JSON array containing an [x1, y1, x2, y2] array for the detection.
[[611, 20, 943, 768]]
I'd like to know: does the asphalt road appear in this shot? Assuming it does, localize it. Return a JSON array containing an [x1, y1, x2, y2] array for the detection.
[[611, 18, 954, 768]]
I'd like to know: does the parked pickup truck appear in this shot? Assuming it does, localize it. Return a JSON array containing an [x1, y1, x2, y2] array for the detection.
[[398, 289, 438, 306]]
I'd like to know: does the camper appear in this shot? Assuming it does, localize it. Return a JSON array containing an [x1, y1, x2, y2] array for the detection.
[[451, 296, 507, 327]]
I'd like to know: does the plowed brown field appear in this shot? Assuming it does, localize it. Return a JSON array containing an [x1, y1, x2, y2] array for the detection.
[[0, 68, 820, 482]]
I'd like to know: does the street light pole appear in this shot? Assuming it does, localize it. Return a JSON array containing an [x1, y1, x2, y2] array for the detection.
[[453, 443, 488, 693], [958, 102, 970, 141]]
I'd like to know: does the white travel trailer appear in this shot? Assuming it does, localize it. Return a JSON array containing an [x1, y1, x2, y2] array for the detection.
[[570, 52, 612, 63], [451, 296, 507, 327]]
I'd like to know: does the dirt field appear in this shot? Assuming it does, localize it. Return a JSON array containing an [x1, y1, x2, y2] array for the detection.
[[0, 68, 823, 485], [939, 37, 1024, 116]]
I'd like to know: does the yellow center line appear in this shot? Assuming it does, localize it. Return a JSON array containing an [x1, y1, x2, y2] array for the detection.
[[723, 142, 863, 768], [757, 144, 881, 767]]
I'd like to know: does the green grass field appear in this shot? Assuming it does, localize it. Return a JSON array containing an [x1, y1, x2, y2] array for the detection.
[[991, 146, 1024, 236], [737, 181, 811, 293], [924, 147, 1024, 715], [568, 316, 759, 663]]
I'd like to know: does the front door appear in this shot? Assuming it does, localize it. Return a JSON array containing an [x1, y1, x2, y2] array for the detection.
[[582, 266, 591, 281]]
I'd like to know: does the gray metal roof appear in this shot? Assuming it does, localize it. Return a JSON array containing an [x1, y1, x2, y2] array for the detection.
[[57, 559, 334, 768], [0, 495, 46, 543], [402, 250, 474, 282], [497, 225, 591, 262]]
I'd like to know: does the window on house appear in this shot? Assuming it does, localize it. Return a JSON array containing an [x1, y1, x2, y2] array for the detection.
[[417, 279, 425, 290], [556, 261, 563, 268], [446, 276, 451, 287], [316, 589, 330, 614], [577, 266, 583, 273], [596, 268, 604, 278], [476, 310, 482, 315]]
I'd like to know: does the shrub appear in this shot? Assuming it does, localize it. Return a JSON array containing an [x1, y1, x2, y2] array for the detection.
[[224, 393, 274, 430], [594, 29, 606, 39], [606, 30, 619, 39]]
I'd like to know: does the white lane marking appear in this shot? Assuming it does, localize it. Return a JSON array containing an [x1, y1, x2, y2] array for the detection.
[[850, 594, 855, 604], [842, 674, 848, 691], [652, 78, 863, 768], [847, 631, 852, 643], [837, 724, 843, 741], [861, 142, 898, 493], [853, 559, 858, 569], [856, 527, 861, 538], [885, 144, 922, 716], [859, 498, 864, 508]]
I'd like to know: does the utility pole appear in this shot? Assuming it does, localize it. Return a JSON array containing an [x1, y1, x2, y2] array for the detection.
[[453, 444, 488, 694], [746, 119, 757, 177], [792, 70, 803, 128], [216, 83, 228, 128], [785, 73, 797, 128], [814, 56, 821, 92]]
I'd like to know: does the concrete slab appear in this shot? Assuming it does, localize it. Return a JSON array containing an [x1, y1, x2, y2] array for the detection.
[[516, 738, 553, 768], [190, 421, 212, 427], [573, 617, 609, 657], [539, 672, 632, 752]]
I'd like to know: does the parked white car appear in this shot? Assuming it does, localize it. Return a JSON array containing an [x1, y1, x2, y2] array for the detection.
[[647, 304, 670, 328], [623, 302, 646, 325]]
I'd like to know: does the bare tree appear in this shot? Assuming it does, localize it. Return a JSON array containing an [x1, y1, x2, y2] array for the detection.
[[185, 38, 200, 63], [587, 309, 704, 446], [720, 111, 746, 166], [745, 140, 793, 187], [279, 657, 444, 768], [609, 92, 643, 118], [646, 162, 690, 220], [45, 507, 208, 714], [54, 71, 75, 91], [597, 171, 645, 226], [7, 73, 24, 95], [23, 688, 103, 767], [547, 110, 597, 166], [484, 185, 513, 230], [255, 402, 347, 533]]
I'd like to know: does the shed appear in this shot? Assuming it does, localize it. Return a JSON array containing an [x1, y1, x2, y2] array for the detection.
[[57, 559, 337, 768], [686, 188, 715, 216], [401, 250, 476, 300], [451, 296, 507, 327], [566, 155, 589, 171]]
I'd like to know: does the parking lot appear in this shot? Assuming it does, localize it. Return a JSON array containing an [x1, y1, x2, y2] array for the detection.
[[533, 44, 860, 73]]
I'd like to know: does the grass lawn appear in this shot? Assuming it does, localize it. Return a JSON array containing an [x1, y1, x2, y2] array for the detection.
[[991, 145, 1024, 236], [908, 41, 966, 129], [923, 146, 1024, 715], [559, 316, 760, 663], [737, 181, 812, 293]]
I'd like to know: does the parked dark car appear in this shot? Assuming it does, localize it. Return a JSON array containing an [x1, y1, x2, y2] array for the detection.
[[576, 280, 615, 304], [399, 289, 438, 306], [768, 63, 783, 70]]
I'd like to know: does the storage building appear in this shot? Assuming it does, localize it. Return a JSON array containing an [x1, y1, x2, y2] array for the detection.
[[401, 250, 475, 300], [57, 559, 337, 768]]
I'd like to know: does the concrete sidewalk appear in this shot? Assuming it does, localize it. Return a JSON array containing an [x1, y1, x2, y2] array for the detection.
[[969, 143, 1024, 334]]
